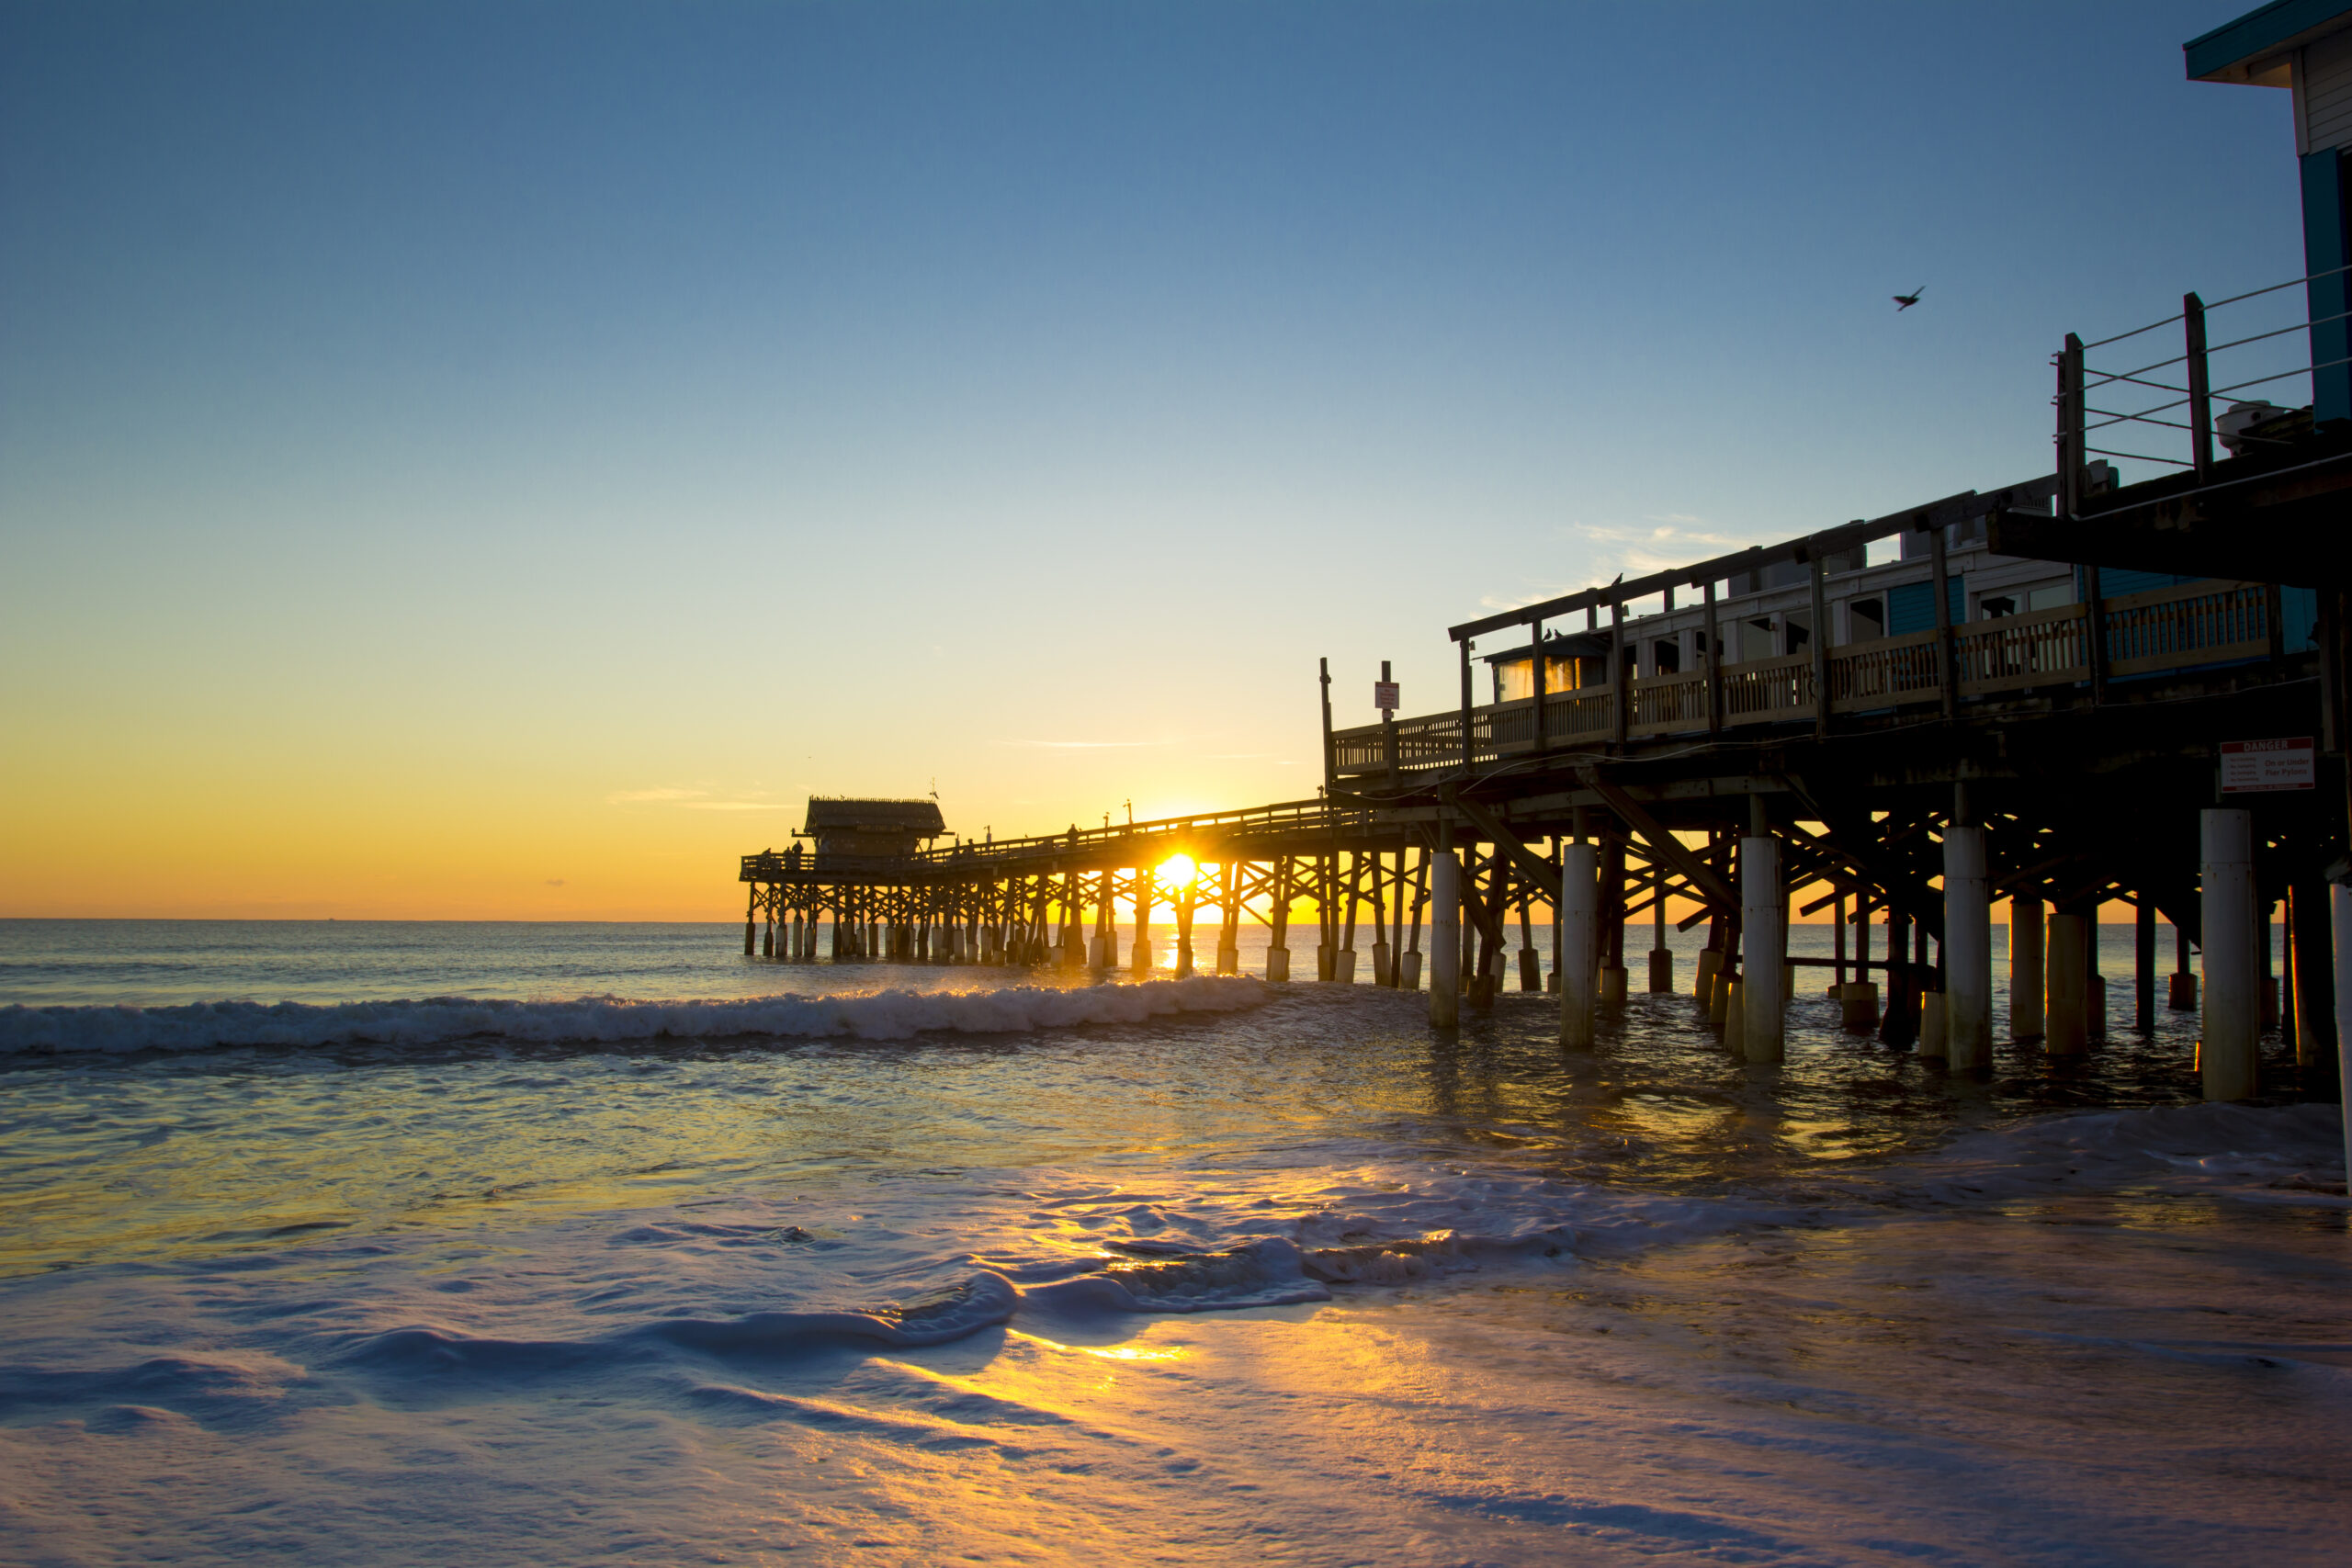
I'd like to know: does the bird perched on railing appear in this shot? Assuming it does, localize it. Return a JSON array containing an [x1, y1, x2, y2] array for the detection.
[[1893, 287, 1924, 310]]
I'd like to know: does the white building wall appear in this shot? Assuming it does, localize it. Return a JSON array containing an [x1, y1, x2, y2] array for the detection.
[[2297, 30, 2352, 155]]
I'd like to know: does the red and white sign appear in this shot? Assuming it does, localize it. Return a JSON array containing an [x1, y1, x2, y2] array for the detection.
[[1373, 681, 1400, 713], [2219, 737, 2315, 793]]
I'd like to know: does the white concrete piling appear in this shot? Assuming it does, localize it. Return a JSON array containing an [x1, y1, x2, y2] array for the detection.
[[1429, 852, 1462, 1027], [1740, 833, 1783, 1064], [1558, 841, 1599, 1048], [2010, 897, 2045, 1040], [2046, 911, 2089, 1054], [2331, 882, 2352, 1190], [1944, 820, 1992, 1071], [2200, 808, 2260, 1101]]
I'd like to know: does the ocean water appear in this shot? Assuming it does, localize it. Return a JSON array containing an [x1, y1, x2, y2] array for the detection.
[[2, 919, 2346, 1566]]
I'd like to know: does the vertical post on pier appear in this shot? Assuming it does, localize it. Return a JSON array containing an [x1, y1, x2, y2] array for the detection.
[[1334, 852, 1361, 984], [1810, 553, 1833, 737], [2332, 882, 2352, 1181], [1702, 579, 1724, 739], [1600, 830, 1628, 1002], [744, 886, 757, 956], [2185, 293, 2214, 482], [1133, 865, 1154, 974], [1648, 860, 1672, 991], [1175, 880, 1197, 978], [1928, 522, 1957, 721], [1314, 853, 1335, 982], [2010, 897, 2046, 1039], [1380, 660, 1400, 786], [1832, 895, 1848, 994], [1740, 795, 1783, 1064], [1093, 871, 1114, 970], [1611, 599, 1629, 747], [1400, 847, 1429, 991], [1844, 895, 1879, 1029], [1430, 848, 1462, 1027], [2136, 899, 2157, 1032], [1530, 615, 1547, 755], [1457, 639, 1475, 776], [1217, 861, 1241, 976], [1374, 852, 1396, 987], [2201, 808, 2260, 1100], [1558, 814, 1598, 1048], [1880, 906, 1915, 1045], [2290, 880, 2336, 1073], [1944, 783, 1992, 1072], [1318, 657, 1337, 798], [1267, 860, 1292, 981], [2058, 332, 2085, 517], [1518, 884, 1541, 992], [2046, 904, 2090, 1054]]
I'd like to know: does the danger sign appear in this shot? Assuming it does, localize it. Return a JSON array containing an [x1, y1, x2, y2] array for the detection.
[[2219, 737, 2314, 793], [1374, 681, 1399, 713]]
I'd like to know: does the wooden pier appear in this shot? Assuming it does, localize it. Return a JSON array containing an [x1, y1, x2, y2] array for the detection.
[[741, 285, 2350, 1109]]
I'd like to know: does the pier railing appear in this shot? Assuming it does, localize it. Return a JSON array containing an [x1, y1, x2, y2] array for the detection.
[[2057, 263, 2340, 496], [741, 795, 1395, 886], [1331, 577, 2281, 779]]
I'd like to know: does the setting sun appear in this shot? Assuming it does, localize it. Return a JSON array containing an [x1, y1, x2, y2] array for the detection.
[[1155, 853, 1199, 887]]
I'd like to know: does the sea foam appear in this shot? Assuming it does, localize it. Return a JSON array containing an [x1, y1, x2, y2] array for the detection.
[[0, 976, 1269, 1056]]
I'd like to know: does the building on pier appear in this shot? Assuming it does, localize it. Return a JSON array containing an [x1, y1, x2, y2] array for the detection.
[[798, 797, 947, 865]]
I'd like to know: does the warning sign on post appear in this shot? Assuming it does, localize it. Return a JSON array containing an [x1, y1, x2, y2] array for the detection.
[[2219, 737, 2315, 793], [1373, 681, 1399, 713]]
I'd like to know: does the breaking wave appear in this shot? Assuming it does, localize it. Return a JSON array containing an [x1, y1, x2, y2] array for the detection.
[[0, 976, 1270, 1057]]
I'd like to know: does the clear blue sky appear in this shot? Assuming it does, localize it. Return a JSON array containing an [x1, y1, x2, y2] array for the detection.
[[0, 1, 2311, 915]]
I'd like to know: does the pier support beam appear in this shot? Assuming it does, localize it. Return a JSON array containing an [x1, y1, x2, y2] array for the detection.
[[1943, 803, 1993, 1073], [2170, 922, 2198, 1009], [2332, 882, 2352, 1183], [1429, 850, 1462, 1027], [2010, 897, 2045, 1040], [2046, 908, 2090, 1054], [2200, 808, 2260, 1100], [1740, 822, 1783, 1064], [1559, 838, 1600, 1049], [1648, 863, 1673, 992], [2290, 880, 2336, 1076]]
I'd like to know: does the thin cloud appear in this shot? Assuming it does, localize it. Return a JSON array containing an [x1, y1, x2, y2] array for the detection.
[[997, 739, 1174, 750], [1480, 517, 1766, 612], [609, 785, 787, 811]]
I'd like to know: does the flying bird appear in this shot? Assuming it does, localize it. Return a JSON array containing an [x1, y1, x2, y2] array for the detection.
[[1893, 287, 1925, 311]]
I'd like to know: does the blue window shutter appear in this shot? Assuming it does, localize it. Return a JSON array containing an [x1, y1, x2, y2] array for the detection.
[[2283, 586, 2319, 651], [1887, 578, 1964, 636]]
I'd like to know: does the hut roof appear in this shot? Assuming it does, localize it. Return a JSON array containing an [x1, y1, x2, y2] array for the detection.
[[801, 796, 947, 835]]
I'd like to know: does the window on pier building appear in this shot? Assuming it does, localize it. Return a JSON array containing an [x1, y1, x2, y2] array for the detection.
[[1739, 616, 1776, 662], [1784, 614, 1811, 656], [1493, 655, 1582, 702], [1847, 598, 1885, 643], [1652, 638, 1681, 674], [2027, 581, 2073, 612]]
